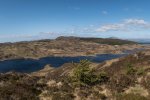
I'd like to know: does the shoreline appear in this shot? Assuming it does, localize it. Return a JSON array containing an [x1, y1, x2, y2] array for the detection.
[[0, 44, 146, 61]]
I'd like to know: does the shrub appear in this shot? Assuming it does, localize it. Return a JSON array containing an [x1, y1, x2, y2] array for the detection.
[[72, 60, 109, 86], [141, 75, 150, 92], [116, 93, 148, 100], [92, 91, 107, 100], [98, 71, 109, 83], [126, 64, 137, 75], [52, 93, 75, 100], [137, 68, 145, 75], [0, 73, 42, 100], [0, 82, 41, 100], [108, 74, 135, 93]]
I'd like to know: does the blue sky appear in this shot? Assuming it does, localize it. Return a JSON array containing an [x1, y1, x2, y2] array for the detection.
[[0, 0, 150, 42]]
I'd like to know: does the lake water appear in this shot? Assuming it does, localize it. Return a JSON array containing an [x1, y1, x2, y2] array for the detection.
[[0, 47, 144, 73], [0, 54, 126, 73]]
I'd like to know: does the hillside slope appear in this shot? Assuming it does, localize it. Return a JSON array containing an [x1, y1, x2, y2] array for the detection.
[[0, 52, 150, 100], [0, 36, 141, 60]]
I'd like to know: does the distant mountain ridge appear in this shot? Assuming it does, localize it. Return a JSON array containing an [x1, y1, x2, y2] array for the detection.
[[56, 36, 137, 45]]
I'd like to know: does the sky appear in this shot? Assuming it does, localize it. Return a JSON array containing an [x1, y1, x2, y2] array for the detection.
[[0, 0, 150, 42]]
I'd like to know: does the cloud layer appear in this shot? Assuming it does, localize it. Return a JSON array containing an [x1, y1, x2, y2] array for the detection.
[[96, 19, 149, 32]]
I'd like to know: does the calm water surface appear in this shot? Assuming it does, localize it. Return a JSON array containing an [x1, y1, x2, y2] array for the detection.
[[0, 54, 125, 73], [0, 48, 144, 73]]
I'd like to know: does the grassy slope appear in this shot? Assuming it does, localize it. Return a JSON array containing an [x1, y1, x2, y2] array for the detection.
[[0, 52, 150, 100], [43, 52, 150, 100]]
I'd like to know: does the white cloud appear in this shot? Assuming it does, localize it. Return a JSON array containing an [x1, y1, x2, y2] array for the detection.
[[96, 24, 124, 32], [39, 32, 60, 35], [124, 19, 147, 25], [96, 19, 150, 32]]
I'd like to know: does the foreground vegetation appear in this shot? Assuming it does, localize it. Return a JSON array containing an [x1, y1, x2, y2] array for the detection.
[[0, 52, 150, 100]]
